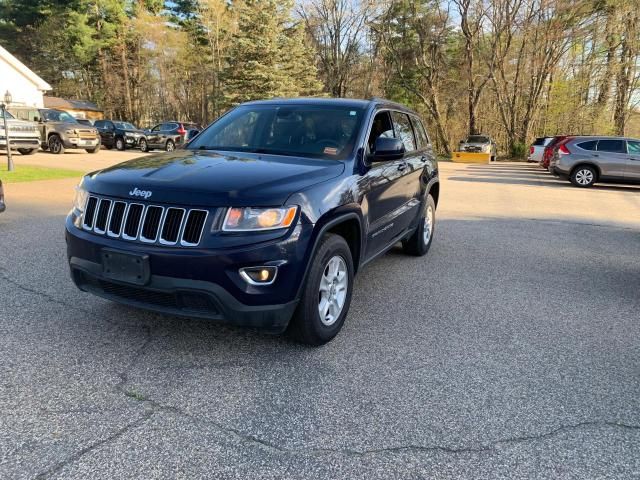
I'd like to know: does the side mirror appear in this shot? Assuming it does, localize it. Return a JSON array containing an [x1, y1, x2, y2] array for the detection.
[[372, 137, 405, 162]]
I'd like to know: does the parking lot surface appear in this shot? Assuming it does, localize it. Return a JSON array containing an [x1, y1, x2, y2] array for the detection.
[[1, 161, 639, 479]]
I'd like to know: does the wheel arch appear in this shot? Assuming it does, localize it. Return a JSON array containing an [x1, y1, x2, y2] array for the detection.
[[570, 162, 601, 180]]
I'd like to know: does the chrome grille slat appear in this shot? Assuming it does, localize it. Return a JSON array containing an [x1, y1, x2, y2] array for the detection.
[[81, 195, 208, 247]]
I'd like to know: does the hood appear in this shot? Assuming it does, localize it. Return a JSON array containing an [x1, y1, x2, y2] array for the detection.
[[122, 128, 144, 135], [0, 118, 39, 134], [82, 149, 345, 207]]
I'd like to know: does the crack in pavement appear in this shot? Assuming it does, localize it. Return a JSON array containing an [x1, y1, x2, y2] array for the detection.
[[33, 410, 155, 480]]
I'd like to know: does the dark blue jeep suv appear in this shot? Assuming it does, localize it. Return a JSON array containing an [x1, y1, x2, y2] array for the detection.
[[65, 98, 440, 345]]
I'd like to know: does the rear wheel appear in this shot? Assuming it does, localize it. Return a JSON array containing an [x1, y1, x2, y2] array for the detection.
[[165, 139, 175, 152], [402, 194, 436, 256], [48, 135, 64, 154], [139, 138, 149, 152], [289, 234, 354, 346], [18, 148, 37, 155], [570, 165, 596, 188]]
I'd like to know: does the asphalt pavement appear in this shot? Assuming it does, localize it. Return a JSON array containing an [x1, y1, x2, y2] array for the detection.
[[0, 159, 638, 479]]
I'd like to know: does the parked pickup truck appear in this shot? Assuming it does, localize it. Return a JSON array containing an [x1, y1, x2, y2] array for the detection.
[[0, 110, 41, 155], [9, 107, 101, 154], [458, 134, 496, 161], [65, 98, 440, 345]]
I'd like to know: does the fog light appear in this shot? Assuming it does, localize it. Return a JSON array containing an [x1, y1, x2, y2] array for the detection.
[[240, 266, 278, 285]]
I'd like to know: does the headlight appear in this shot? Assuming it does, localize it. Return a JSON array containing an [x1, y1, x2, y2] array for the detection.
[[222, 206, 298, 232], [65, 129, 75, 135], [73, 186, 88, 213]]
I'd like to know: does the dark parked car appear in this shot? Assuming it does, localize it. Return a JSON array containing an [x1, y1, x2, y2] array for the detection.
[[550, 136, 640, 187], [94, 120, 146, 151], [139, 121, 200, 152], [0, 179, 5, 213], [65, 98, 440, 345]]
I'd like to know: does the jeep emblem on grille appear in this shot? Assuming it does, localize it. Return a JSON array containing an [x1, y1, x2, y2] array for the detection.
[[129, 187, 152, 199]]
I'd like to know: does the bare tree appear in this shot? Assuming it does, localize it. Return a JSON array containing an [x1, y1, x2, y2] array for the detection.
[[298, 0, 371, 97]]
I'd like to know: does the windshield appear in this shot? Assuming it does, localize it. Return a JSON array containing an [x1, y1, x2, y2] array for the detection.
[[466, 135, 490, 143], [43, 110, 78, 123], [188, 104, 365, 160], [114, 121, 136, 130], [1, 110, 15, 119]]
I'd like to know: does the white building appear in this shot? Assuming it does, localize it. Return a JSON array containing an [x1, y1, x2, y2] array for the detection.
[[0, 44, 51, 108]]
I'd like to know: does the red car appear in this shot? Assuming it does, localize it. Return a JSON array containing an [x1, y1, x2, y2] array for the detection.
[[540, 135, 568, 170]]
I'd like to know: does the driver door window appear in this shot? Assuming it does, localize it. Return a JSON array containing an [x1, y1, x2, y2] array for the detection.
[[367, 111, 394, 153]]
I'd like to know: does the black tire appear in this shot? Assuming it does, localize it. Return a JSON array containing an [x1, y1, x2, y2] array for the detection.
[[48, 134, 64, 154], [165, 139, 175, 152], [104, 144, 113, 150], [402, 194, 436, 256], [570, 165, 597, 188], [289, 234, 354, 346], [115, 137, 126, 151], [85, 147, 100, 154], [139, 138, 149, 152], [18, 148, 37, 155]]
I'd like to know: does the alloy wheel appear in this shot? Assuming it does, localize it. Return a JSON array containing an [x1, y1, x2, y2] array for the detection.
[[575, 169, 594, 186], [318, 255, 348, 326], [423, 204, 434, 246]]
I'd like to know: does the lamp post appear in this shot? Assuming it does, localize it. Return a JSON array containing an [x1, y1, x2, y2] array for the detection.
[[1, 90, 13, 172]]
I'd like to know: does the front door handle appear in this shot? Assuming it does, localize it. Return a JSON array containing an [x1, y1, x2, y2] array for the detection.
[[421, 156, 428, 162], [397, 162, 408, 171]]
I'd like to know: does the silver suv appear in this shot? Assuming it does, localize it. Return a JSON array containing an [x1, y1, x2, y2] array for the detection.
[[550, 136, 640, 187], [0, 110, 41, 155], [458, 134, 497, 161]]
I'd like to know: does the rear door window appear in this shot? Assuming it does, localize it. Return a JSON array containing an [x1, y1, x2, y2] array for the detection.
[[411, 116, 430, 149], [390, 111, 416, 152], [577, 140, 597, 151], [597, 139, 625, 153]]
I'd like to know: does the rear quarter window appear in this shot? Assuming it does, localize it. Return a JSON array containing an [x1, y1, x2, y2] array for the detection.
[[532, 137, 547, 146], [577, 140, 597, 151]]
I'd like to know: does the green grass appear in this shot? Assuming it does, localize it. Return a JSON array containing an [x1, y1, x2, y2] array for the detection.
[[0, 163, 84, 183]]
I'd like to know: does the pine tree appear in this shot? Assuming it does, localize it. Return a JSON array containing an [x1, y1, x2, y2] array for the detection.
[[223, 0, 323, 105], [279, 23, 323, 97], [222, 0, 289, 105]]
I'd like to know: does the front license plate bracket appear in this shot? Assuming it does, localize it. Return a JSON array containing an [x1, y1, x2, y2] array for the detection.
[[101, 249, 150, 285]]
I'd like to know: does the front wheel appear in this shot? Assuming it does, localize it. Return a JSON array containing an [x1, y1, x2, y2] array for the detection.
[[402, 194, 436, 256], [85, 147, 100, 154], [289, 234, 354, 346], [115, 137, 126, 151], [18, 148, 37, 155], [48, 135, 64, 154]]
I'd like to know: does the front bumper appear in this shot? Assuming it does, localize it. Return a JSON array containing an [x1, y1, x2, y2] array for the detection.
[[0, 137, 41, 150], [63, 136, 101, 149], [65, 216, 313, 332]]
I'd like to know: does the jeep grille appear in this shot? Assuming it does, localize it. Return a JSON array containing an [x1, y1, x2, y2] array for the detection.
[[81, 195, 209, 247]]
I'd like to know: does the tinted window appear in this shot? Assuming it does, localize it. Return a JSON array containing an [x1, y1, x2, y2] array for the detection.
[[164, 123, 178, 131], [94, 120, 104, 128], [597, 139, 625, 153], [151, 124, 161, 132], [114, 121, 135, 130], [391, 112, 416, 151], [533, 137, 550, 146], [628, 141, 640, 155], [189, 104, 365, 161], [411, 116, 429, 149], [577, 140, 597, 151]]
